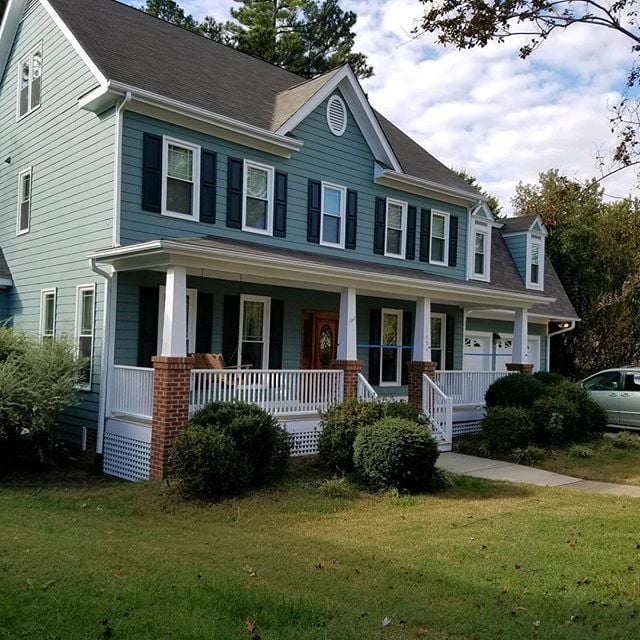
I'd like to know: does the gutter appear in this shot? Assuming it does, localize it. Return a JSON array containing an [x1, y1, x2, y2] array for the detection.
[[546, 320, 576, 371]]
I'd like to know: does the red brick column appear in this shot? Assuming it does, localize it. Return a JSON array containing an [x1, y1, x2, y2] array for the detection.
[[149, 356, 194, 480], [331, 359, 363, 399], [408, 361, 437, 410], [505, 363, 534, 374]]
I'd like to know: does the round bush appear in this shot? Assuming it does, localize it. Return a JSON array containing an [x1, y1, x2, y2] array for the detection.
[[168, 427, 248, 500], [482, 406, 534, 455], [317, 399, 385, 472], [532, 371, 565, 387], [485, 373, 546, 410], [550, 380, 606, 439], [530, 396, 579, 445], [353, 418, 440, 492], [382, 400, 427, 424]]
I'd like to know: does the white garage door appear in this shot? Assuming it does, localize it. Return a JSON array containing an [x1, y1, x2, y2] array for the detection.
[[494, 335, 541, 372], [463, 334, 492, 372]]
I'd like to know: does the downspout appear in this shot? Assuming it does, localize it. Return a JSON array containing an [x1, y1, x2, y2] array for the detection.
[[112, 91, 132, 247], [546, 321, 576, 372]]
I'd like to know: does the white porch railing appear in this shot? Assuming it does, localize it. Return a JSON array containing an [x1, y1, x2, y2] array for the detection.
[[435, 370, 509, 406], [423, 373, 453, 445], [357, 373, 378, 401], [110, 365, 154, 420], [190, 369, 344, 416]]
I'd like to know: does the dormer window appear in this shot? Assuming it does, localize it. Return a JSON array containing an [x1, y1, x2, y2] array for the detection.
[[527, 235, 544, 290], [473, 230, 487, 277], [468, 213, 492, 283]]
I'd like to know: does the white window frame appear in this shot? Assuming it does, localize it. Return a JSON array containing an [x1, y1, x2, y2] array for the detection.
[[429, 210, 450, 266], [17, 166, 32, 236], [161, 136, 200, 221], [242, 160, 274, 236], [16, 42, 42, 121], [319, 181, 346, 249], [470, 221, 491, 282], [75, 284, 96, 390], [430, 312, 446, 369], [526, 234, 545, 290], [157, 286, 198, 356], [39, 287, 57, 342], [384, 198, 407, 259], [379, 308, 403, 387], [238, 294, 271, 369]]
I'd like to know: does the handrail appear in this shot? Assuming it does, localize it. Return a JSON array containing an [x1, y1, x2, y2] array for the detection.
[[435, 370, 509, 406], [110, 365, 154, 419], [422, 373, 453, 445], [357, 373, 378, 401]]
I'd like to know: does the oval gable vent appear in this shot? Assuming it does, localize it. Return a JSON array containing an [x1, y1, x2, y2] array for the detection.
[[326, 95, 347, 136]]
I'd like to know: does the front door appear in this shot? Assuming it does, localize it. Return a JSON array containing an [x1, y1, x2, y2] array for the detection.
[[301, 311, 339, 369]]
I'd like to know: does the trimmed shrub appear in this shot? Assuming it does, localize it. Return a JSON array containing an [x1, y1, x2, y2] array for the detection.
[[532, 371, 565, 387], [530, 396, 579, 445], [482, 406, 534, 455], [485, 373, 546, 410], [318, 399, 385, 472], [382, 400, 427, 424], [550, 380, 606, 439], [353, 418, 440, 492]]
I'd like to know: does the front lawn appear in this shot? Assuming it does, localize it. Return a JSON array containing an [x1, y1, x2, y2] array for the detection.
[[2, 471, 640, 639]]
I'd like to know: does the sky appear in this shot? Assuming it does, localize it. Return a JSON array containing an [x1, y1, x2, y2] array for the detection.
[[125, 0, 637, 213]]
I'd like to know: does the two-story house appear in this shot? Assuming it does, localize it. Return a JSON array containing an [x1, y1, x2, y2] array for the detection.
[[0, 0, 577, 481]]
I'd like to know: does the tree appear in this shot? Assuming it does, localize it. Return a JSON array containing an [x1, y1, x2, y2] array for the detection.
[[415, 1, 640, 179], [142, 0, 200, 30], [455, 169, 502, 215]]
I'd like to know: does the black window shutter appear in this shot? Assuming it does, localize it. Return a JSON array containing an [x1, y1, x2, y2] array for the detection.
[[268, 299, 284, 369], [419, 208, 431, 262], [195, 292, 214, 353], [448, 216, 459, 267], [222, 295, 240, 366], [226, 157, 243, 229], [137, 287, 159, 366], [368, 308, 381, 385], [401, 311, 413, 385], [307, 179, 321, 243], [142, 133, 162, 212], [445, 315, 455, 370], [345, 190, 358, 250], [406, 205, 417, 260], [273, 172, 288, 238], [374, 197, 386, 255], [200, 150, 216, 224]]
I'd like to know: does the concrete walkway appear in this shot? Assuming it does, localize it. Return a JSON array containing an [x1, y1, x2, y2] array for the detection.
[[438, 452, 640, 497]]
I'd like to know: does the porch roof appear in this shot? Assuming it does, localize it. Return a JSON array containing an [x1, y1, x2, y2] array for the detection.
[[0, 247, 12, 288], [89, 236, 563, 312]]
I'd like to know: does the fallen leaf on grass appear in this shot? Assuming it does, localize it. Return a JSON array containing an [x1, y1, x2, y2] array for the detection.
[[243, 566, 256, 577], [245, 619, 255, 633], [382, 617, 391, 626]]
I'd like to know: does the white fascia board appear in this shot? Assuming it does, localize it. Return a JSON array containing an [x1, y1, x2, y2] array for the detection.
[[0, 276, 13, 288], [275, 65, 402, 172], [0, 0, 28, 84]]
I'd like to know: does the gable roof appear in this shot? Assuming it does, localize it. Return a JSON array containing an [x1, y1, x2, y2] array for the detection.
[[501, 214, 547, 235], [0, 247, 12, 285]]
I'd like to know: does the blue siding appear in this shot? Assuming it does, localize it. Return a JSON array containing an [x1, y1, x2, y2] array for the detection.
[[504, 234, 528, 281]]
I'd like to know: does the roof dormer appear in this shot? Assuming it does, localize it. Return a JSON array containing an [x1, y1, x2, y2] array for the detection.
[[466, 202, 502, 283], [501, 214, 548, 291]]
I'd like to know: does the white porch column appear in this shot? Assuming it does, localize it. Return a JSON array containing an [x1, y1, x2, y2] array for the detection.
[[161, 266, 187, 357], [337, 287, 357, 361], [413, 297, 432, 361], [512, 308, 528, 363]]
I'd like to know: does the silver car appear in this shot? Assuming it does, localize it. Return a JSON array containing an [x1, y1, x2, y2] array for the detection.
[[582, 368, 640, 428]]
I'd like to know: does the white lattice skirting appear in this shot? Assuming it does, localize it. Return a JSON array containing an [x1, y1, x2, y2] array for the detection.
[[283, 420, 321, 457], [452, 420, 483, 437], [103, 420, 151, 481]]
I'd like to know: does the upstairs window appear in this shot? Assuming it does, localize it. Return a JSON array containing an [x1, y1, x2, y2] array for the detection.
[[527, 235, 544, 289], [385, 199, 407, 258], [430, 211, 449, 265], [17, 167, 32, 235], [530, 243, 541, 284], [243, 161, 274, 234], [75, 285, 96, 389], [162, 138, 200, 219], [320, 182, 346, 248], [18, 44, 42, 119], [40, 288, 56, 342]]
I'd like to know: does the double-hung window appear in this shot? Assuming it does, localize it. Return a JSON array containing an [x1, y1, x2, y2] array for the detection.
[[530, 243, 541, 285], [430, 313, 446, 370], [243, 161, 274, 234], [380, 309, 402, 385], [385, 199, 407, 258], [17, 44, 42, 120], [430, 211, 449, 265], [162, 138, 200, 219], [239, 295, 270, 369], [320, 182, 346, 247], [473, 230, 488, 277], [39, 288, 56, 343], [75, 285, 96, 389], [527, 236, 544, 289], [17, 167, 32, 235]]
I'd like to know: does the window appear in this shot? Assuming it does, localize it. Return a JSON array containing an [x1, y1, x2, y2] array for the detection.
[[162, 137, 200, 220], [430, 314, 446, 370], [530, 242, 541, 284], [624, 373, 640, 392], [239, 295, 270, 369], [473, 230, 487, 276], [430, 211, 449, 265], [380, 309, 402, 385], [75, 285, 96, 389], [157, 287, 197, 355], [385, 199, 407, 258], [583, 371, 621, 392], [39, 288, 56, 343], [320, 182, 346, 247], [17, 44, 42, 119], [526, 234, 545, 289], [17, 167, 32, 234], [243, 161, 274, 234]]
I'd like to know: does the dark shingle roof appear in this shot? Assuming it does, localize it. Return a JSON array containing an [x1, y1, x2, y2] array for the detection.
[[49, 0, 480, 197], [0, 248, 11, 279], [501, 214, 539, 233]]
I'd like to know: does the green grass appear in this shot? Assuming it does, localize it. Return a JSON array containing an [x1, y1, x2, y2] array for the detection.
[[2, 470, 640, 639]]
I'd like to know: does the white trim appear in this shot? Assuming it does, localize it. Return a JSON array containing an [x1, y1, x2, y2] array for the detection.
[[430, 312, 446, 369], [319, 181, 346, 249], [326, 94, 347, 136], [242, 159, 275, 236], [429, 210, 450, 266], [16, 41, 42, 122], [74, 283, 96, 391], [39, 286, 56, 341], [161, 136, 200, 221], [157, 286, 197, 356], [239, 294, 271, 368], [526, 234, 545, 290], [384, 198, 407, 259], [470, 225, 490, 282], [16, 166, 32, 235], [379, 308, 403, 387]]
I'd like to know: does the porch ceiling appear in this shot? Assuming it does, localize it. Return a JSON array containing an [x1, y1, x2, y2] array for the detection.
[[88, 236, 557, 309]]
